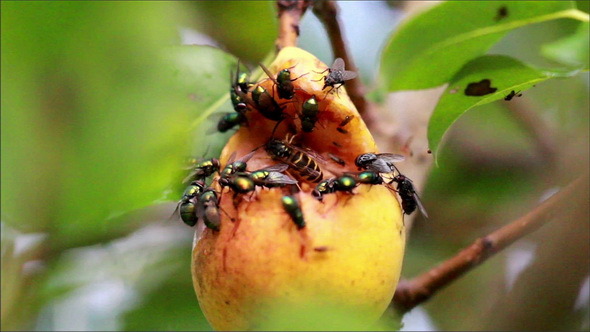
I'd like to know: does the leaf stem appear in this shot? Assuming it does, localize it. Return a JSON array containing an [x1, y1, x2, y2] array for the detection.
[[391, 174, 588, 313]]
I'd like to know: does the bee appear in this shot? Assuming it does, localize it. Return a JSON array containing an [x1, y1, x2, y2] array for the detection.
[[249, 164, 298, 188], [183, 158, 221, 183], [197, 188, 222, 231], [175, 181, 206, 227], [390, 173, 428, 218], [355, 153, 405, 174], [260, 64, 307, 100], [265, 137, 323, 183], [315, 58, 357, 94], [504, 90, 522, 101], [300, 96, 320, 132], [281, 195, 306, 229]]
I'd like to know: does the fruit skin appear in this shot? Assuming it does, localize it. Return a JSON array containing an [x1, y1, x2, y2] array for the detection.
[[192, 47, 405, 330]]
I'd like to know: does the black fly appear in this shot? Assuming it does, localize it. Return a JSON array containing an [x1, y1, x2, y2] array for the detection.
[[315, 58, 357, 94]]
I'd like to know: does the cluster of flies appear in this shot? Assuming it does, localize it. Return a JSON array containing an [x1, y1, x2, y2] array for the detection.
[[175, 58, 426, 232]]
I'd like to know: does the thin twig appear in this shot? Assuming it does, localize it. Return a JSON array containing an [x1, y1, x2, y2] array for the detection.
[[276, 0, 312, 51], [312, 0, 369, 117], [392, 174, 588, 313]]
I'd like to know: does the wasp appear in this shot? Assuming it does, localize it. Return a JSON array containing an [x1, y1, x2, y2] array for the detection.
[[281, 195, 306, 229], [300, 96, 320, 132], [315, 58, 357, 94], [260, 64, 307, 100], [174, 181, 206, 227], [183, 158, 221, 183], [390, 172, 428, 218], [197, 188, 222, 231], [355, 153, 405, 174], [265, 137, 323, 183]]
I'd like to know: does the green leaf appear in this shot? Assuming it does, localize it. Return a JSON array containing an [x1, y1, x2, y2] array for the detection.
[[187, 1, 277, 63], [380, 1, 587, 91], [0, 2, 237, 249], [542, 21, 589, 69], [427, 55, 580, 164]]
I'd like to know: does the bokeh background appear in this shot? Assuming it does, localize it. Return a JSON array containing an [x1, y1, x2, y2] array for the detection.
[[2, 1, 588, 331]]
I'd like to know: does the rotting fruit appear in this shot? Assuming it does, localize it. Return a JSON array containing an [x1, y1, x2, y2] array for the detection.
[[191, 47, 406, 330]]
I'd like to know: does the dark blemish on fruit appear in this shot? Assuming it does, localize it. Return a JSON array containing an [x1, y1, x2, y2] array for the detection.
[[427, 149, 432, 154], [464, 79, 497, 96], [336, 127, 348, 134]]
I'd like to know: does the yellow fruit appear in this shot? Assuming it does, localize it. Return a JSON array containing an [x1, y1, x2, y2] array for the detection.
[[192, 47, 405, 330]]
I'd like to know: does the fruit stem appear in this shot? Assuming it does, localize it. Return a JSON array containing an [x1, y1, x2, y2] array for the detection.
[[276, 0, 312, 51]]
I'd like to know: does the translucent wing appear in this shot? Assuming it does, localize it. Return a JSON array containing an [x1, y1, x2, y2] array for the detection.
[[366, 160, 393, 173], [259, 63, 279, 85], [377, 153, 406, 163], [331, 57, 345, 71], [226, 151, 237, 165], [237, 150, 256, 163], [264, 172, 298, 185], [341, 70, 358, 81], [413, 192, 429, 219], [258, 163, 290, 173]]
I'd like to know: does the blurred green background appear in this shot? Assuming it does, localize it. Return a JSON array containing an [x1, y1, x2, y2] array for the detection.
[[1, 1, 588, 331]]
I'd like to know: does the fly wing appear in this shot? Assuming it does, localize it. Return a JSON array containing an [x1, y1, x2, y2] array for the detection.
[[367, 160, 393, 173], [413, 192, 429, 219], [331, 57, 345, 71], [258, 163, 290, 173], [264, 172, 298, 185], [377, 153, 406, 163], [341, 70, 358, 81], [237, 150, 256, 163], [226, 151, 237, 165], [259, 63, 279, 85]]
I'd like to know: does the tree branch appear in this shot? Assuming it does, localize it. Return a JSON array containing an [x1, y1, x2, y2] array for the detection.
[[311, 0, 369, 117], [276, 0, 312, 51], [392, 174, 588, 313]]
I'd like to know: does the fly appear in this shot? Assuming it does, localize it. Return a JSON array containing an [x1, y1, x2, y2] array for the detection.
[[314, 58, 357, 94], [300, 96, 320, 132], [260, 63, 307, 100], [355, 153, 405, 174]]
